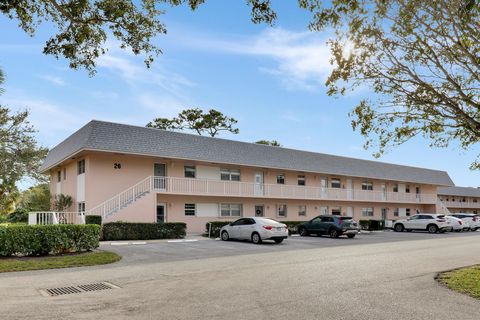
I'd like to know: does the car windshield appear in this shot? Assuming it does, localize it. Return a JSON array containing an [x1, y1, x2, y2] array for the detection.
[[258, 218, 280, 224]]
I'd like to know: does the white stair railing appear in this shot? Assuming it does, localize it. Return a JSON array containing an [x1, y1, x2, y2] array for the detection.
[[436, 201, 451, 215], [88, 176, 153, 219]]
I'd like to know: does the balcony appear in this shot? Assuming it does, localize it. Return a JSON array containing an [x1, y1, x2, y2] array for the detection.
[[441, 201, 480, 209], [153, 176, 437, 204]]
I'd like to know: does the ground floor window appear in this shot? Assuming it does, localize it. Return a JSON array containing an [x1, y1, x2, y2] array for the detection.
[[277, 204, 287, 218], [298, 205, 306, 216], [406, 208, 411, 216], [361, 207, 374, 217], [185, 203, 196, 216], [77, 202, 85, 213], [331, 207, 341, 215], [220, 203, 242, 217], [394, 208, 399, 217]]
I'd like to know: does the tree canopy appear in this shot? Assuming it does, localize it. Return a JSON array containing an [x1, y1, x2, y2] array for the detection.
[[255, 140, 282, 147], [147, 108, 239, 137]]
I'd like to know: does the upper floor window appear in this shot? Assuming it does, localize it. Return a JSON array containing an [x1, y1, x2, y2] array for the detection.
[[77, 159, 85, 175], [298, 175, 305, 186], [277, 204, 287, 217], [361, 207, 374, 217], [57, 170, 61, 182], [405, 185, 410, 193], [362, 181, 373, 191], [221, 169, 240, 181], [393, 184, 398, 192], [473, 199, 478, 203], [331, 178, 341, 188], [63, 167, 67, 180], [276, 174, 285, 184], [184, 166, 196, 178], [415, 186, 420, 194], [77, 202, 85, 213], [220, 203, 242, 217]]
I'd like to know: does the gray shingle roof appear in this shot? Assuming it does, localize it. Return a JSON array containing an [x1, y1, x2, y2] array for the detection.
[[40, 120, 454, 186], [438, 186, 480, 197]]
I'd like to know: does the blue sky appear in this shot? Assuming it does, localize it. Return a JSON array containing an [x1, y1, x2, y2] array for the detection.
[[0, 1, 478, 187]]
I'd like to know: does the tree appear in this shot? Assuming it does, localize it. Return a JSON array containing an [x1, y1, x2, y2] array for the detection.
[[52, 194, 73, 212], [18, 183, 51, 212], [147, 108, 239, 137], [0, 68, 49, 215], [320, 0, 480, 168], [255, 140, 282, 147]]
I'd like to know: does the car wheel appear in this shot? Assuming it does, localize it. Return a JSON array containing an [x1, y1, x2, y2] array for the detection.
[[298, 227, 309, 237], [455, 229, 461, 232], [274, 239, 284, 244], [347, 234, 355, 239], [427, 224, 438, 234], [251, 232, 262, 244], [221, 231, 229, 241], [394, 224, 404, 232], [329, 228, 339, 238]]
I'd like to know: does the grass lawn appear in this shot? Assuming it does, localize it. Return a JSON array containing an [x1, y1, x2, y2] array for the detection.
[[437, 265, 480, 299], [0, 251, 121, 273]]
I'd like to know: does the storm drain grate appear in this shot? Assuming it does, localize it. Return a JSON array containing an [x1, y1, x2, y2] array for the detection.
[[40, 282, 119, 297]]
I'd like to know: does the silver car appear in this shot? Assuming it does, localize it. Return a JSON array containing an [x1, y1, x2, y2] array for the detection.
[[220, 217, 288, 244], [445, 216, 464, 232]]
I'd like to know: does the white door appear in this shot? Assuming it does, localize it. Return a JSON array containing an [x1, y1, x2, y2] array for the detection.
[[347, 207, 353, 217], [254, 172, 264, 196], [320, 206, 328, 215], [320, 178, 328, 198], [381, 183, 387, 201], [346, 179, 353, 200]]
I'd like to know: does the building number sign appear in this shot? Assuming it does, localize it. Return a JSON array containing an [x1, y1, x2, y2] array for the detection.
[[114, 163, 122, 169]]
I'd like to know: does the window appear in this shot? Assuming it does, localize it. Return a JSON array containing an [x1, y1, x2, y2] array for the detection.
[[405, 185, 410, 193], [277, 204, 287, 217], [63, 167, 66, 180], [220, 204, 242, 217], [394, 208, 399, 217], [362, 181, 373, 191], [57, 170, 61, 182], [298, 175, 305, 186], [415, 186, 420, 194], [406, 208, 411, 216], [321, 216, 334, 222], [361, 207, 374, 217], [474, 199, 478, 203], [331, 207, 341, 215], [77, 159, 85, 175], [184, 203, 196, 216], [184, 166, 196, 178], [331, 178, 341, 188], [393, 184, 398, 192], [77, 202, 85, 213], [220, 169, 240, 181], [276, 174, 285, 184], [298, 205, 306, 216]]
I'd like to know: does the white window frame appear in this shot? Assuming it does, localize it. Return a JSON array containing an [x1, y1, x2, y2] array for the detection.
[[57, 170, 61, 182], [220, 168, 240, 181], [184, 203, 196, 216], [361, 207, 374, 217], [77, 202, 85, 213], [298, 205, 306, 216], [298, 175, 306, 186], [220, 203, 242, 217], [276, 174, 285, 184], [77, 159, 85, 175], [362, 181, 373, 191], [277, 204, 287, 218], [184, 166, 196, 178], [331, 178, 341, 188], [393, 184, 398, 192]]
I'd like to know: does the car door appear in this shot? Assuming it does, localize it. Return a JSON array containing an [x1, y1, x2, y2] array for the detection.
[[228, 219, 245, 238], [319, 216, 334, 234], [239, 218, 256, 239], [309, 217, 323, 234], [404, 215, 419, 229]]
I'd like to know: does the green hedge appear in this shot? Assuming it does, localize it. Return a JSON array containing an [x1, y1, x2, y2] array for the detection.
[[102, 222, 186, 241], [0, 224, 101, 257], [205, 220, 307, 238], [85, 215, 102, 225], [359, 219, 385, 231]]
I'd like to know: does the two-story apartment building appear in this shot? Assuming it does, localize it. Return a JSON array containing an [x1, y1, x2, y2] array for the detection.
[[438, 186, 480, 215], [39, 120, 454, 232]]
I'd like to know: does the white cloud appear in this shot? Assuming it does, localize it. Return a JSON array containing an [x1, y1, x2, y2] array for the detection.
[[137, 93, 186, 118], [175, 28, 333, 91], [37, 74, 66, 86]]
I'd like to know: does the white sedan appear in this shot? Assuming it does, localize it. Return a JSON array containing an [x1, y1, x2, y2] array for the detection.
[[220, 217, 288, 244], [445, 216, 464, 232]]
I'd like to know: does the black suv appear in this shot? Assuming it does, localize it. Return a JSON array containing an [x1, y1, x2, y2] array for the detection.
[[297, 215, 359, 238]]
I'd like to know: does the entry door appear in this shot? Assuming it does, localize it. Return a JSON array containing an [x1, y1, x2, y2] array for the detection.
[[255, 205, 265, 217], [346, 179, 353, 199], [154, 163, 166, 190], [156, 203, 166, 223], [381, 183, 387, 201], [254, 172, 264, 196], [381, 208, 387, 220], [320, 178, 328, 198]]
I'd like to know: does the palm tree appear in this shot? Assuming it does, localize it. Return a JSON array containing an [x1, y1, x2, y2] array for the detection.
[[0, 67, 4, 94]]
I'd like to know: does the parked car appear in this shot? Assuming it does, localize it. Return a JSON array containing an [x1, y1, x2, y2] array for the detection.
[[297, 215, 359, 238], [220, 217, 288, 244], [445, 216, 464, 232], [449, 214, 479, 231], [393, 214, 450, 233]]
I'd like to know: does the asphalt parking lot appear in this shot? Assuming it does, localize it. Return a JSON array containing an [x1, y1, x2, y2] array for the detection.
[[102, 229, 480, 265]]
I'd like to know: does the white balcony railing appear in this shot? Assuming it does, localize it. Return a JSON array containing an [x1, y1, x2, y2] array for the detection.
[[441, 201, 480, 209], [28, 212, 86, 225], [152, 176, 437, 204]]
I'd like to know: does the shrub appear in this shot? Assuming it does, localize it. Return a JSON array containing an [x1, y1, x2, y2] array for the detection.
[[359, 219, 385, 231], [7, 208, 29, 223], [0, 224, 101, 257], [205, 221, 231, 238], [102, 222, 186, 241], [86, 215, 102, 225], [279, 221, 306, 234]]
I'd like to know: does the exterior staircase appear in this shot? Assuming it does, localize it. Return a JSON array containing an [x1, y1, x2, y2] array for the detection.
[[436, 200, 451, 215]]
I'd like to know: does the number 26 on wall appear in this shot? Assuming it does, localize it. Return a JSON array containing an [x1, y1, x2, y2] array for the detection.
[[114, 163, 122, 169]]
